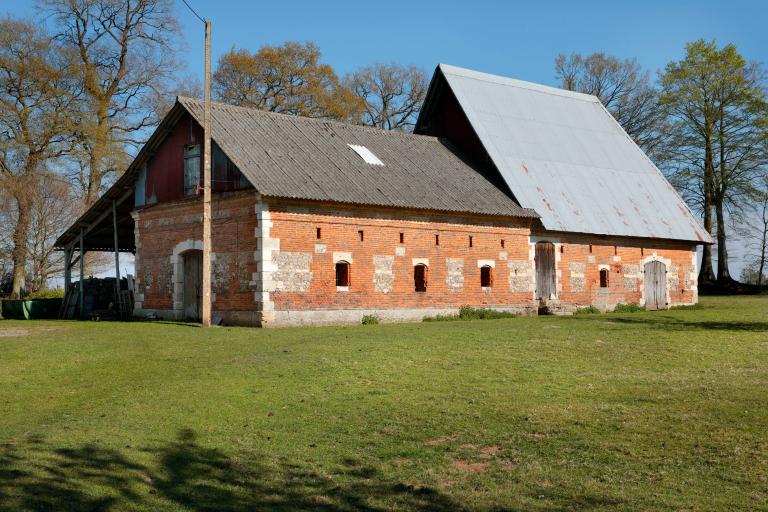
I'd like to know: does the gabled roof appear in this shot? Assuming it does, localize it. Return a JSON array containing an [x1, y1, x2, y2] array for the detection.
[[177, 97, 535, 218], [416, 64, 711, 243]]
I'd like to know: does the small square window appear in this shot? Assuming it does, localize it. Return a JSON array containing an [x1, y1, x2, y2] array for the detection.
[[500, 240, 505, 248]]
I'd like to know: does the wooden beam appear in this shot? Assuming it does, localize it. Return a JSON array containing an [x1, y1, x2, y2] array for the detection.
[[113, 199, 121, 316], [64, 187, 133, 253], [64, 248, 72, 293], [79, 228, 85, 320]]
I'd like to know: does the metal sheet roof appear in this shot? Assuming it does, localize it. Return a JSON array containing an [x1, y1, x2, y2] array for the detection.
[[178, 97, 536, 218], [432, 64, 711, 243]]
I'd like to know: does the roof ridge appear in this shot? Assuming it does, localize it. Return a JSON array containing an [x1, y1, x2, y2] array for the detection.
[[176, 95, 439, 142], [438, 63, 600, 103]]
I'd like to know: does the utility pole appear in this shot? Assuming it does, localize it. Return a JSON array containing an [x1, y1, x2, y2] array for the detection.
[[201, 19, 212, 326]]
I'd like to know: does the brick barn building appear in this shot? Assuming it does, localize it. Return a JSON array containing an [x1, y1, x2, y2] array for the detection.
[[55, 65, 711, 326]]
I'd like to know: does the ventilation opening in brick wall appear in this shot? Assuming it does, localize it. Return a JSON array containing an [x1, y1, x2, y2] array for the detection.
[[600, 268, 609, 288], [481, 265, 493, 288], [336, 261, 350, 287], [414, 264, 428, 292]]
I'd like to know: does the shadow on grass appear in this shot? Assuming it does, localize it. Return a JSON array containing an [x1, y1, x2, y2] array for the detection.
[[572, 314, 768, 332], [0, 429, 629, 511], [0, 429, 469, 512]]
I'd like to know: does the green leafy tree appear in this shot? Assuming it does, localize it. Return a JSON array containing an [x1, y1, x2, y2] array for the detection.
[[660, 40, 768, 287]]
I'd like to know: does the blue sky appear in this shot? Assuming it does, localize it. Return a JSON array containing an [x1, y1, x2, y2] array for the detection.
[[6, 0, 767, 85], [5, 0, 767, 277]]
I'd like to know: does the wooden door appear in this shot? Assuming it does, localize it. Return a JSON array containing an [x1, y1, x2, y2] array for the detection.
[[183, 250, 202, 321], [535, 242, 556, 300], [644, 260, 667, 310]]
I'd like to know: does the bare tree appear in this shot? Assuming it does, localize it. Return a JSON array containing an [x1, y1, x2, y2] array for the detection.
[[345, 64, 428, 132], [213, 41, 363, 122], [555, 52, 666, 156], [28, 173, 80, 290], [735, 175, 768, 290], [41, 0, 180, 206], [0, 17, 79, 298]]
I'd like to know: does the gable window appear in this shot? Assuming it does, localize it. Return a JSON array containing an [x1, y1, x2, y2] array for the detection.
[[599, 268, 609, 288], [481, 266, 493, 288], [183, 144, 200, 196], [212, 142, 249, 191], [414, 264, 428, 292], [336, 261, 350, 287]]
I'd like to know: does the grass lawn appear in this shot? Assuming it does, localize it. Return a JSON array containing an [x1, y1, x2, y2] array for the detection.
[[0, 296, 766, 511]]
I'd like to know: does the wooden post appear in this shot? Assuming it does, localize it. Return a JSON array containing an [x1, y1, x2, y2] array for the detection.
[[64, 248, 71, 293], [112, 199, 121, 316], [201, 19, 212, 327], [79, 227, 85, 320]]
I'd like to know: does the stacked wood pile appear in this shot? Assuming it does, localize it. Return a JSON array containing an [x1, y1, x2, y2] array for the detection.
[[59, 276, 135, 320]]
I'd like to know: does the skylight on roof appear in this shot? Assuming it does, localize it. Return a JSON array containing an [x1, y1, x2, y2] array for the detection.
[[348, 144, 384, 166]]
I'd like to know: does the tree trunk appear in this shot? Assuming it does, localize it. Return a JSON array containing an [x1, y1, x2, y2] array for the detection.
[[10, 193, 32, 299], [714, 200, 731, 283], [698, 141, 717, 286], [758, 202, 768, 291]]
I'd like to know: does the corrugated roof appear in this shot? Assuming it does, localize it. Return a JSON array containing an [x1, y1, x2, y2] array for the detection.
[[178, 97, 536, 218], [426, 64, 711, 243]]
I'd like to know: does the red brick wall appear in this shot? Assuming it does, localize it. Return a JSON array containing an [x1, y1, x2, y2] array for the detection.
[[265, 199, 535, 312], [539, 233, 697, 309], [131, 194, 699, 325], [134, 191, 257, 313]]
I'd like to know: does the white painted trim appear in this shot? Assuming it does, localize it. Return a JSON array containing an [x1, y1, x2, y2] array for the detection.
[[477, 259, 496, 268], [412, 257, 429, 266], [333, 251, 353, 263], [336, 286, 349, 292], [252, 193, 278, 322]]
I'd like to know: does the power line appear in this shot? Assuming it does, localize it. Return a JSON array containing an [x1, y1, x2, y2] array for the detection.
[[180, 0, 205, 23]]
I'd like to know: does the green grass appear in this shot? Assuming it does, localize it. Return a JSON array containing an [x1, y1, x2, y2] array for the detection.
[[0, 296, 766, 511], [423, 305, 518, 321]]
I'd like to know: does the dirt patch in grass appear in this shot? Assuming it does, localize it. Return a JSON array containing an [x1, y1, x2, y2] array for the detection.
[[427, 435, 458, 446], [452, 460, 490, 473], [479, 446, 501, 457]]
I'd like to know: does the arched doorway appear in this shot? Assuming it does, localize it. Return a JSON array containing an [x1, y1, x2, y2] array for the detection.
[[535, 241, 556, 300], [644, 260, 667, 310], [182, 250, 203, 321]]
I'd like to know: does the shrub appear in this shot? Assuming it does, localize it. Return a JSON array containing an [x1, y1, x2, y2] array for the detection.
[[26, 288, 65, 299], [361, 314, 380, 325], [424, 306, 517, 322], [575, 305, 601, 315], [613, 303, 644, 313]]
